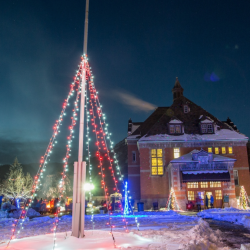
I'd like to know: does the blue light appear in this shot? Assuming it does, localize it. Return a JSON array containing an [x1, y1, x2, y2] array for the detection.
[[124, 181, 130, 215]]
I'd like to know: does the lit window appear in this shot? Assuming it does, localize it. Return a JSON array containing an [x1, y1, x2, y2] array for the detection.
[[174, 148, 180, 159], [132, 151, 136, 162], [215, 147, 219, 154], [201, 182, 208, 188], [188, 191, 195, 201], [210, 182, 221, 188], [233, 170, 239, 186], [151, 149, 163, 176], [169, 125, 182, 134], [184, 105, 189, 113], [222, 147, 226, 154], [187, 182, 198, 188], [215, 190, 222, 200], [228, 146, 233, 154], [208, 147, 212, 153]]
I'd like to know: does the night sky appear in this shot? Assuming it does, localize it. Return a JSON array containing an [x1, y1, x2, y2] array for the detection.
[[1, 0, 250, 164]]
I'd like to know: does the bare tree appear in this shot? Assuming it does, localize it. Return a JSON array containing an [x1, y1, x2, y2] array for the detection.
[[2, 158, 33, 198], [40, 174, 72, 200]]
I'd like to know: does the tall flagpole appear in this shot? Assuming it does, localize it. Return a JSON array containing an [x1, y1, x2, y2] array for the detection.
[[72, 0, 89, 238]]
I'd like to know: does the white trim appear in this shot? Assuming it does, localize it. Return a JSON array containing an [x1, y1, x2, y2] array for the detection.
[[128, 174, 140, 177], [233, 167, 249, 170], [140, 170, 150, 172]]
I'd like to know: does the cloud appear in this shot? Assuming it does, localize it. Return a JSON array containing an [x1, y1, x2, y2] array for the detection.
[[113, 90, 156, 112]]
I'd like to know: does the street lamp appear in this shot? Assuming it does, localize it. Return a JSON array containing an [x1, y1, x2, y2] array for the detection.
[[84, 183, 94, 191]]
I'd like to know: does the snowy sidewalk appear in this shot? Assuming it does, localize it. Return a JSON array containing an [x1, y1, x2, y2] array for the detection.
[[198, 207, 250, 229]]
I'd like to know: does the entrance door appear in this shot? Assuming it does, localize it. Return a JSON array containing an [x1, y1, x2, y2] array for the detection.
[[197, 191, 205, 209], [205, 192, 212, 208]]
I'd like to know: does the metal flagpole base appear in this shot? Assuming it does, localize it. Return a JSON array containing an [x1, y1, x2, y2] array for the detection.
[[72, 161, 86, 238]]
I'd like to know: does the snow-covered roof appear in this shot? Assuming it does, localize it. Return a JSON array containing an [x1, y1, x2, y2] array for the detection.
[[200, 119, 213, 123], [170, 149, 236, 163], [169, 119, 183, 124], [138, 129, 248, 142]]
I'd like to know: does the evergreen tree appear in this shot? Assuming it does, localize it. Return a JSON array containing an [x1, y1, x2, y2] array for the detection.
[[240, 186, 249, 209]]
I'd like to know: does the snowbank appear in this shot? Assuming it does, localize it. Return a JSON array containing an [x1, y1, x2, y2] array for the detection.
[[198, 207, 250, 229], [0, 208, 40, 219], [0, 218, 226, 250]]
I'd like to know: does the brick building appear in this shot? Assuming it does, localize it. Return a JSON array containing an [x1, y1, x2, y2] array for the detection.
[[126, 78, 250, 210]]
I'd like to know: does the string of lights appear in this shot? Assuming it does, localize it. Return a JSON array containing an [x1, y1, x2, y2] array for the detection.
[[87, 77, 129, 231], [167, 187, 180, 210], [6, 62, 82, 248], [84, 73, 95, 232], [88, 77, 140, 230], [87, 81, 116, 247], [52, 74, 81, 250]]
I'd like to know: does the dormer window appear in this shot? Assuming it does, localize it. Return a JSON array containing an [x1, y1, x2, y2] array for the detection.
[[169, 125, 181, 134], [201, 124, 214, 134], [200, 118, 214, 134], [168, 119, 183, 135], [184, 105, 189, 113]]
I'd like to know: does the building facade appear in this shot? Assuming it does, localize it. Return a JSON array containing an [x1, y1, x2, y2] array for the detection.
[[126, 78, 250, 210]]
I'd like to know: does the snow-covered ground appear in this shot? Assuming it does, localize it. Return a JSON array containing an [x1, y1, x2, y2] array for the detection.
[[0, 211, 231, 250], [198, 207, 250, 229]]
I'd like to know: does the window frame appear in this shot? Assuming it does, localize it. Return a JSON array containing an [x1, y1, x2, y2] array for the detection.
[[184, 105, 189, 113], [200, 123, 214, 134], [208, 147, 213, 153], [187, 182, 198, 188], [174, 147, 180, 159], [188, 191, 195, 201], [222, 147, 226, 154], [215, 190, 222, 200], [151, 149, 164, 176], [210, 181, 221, 188], [215, 147, 219, 154], [200, 182, 208, 188], [168, 123, 183, 135], [228, 146, 233, 154]]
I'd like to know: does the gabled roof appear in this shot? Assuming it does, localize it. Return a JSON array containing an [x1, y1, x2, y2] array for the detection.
[[127, 81, 247, 142], [129, 107, 169, 137]]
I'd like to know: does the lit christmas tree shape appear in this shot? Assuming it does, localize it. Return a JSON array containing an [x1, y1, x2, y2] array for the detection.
[[166, 187, 180, 210]]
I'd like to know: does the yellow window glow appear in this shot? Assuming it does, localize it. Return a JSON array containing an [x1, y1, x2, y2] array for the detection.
[[151, 149, 156, 157], [222, 147, 226, 154], [188, 191, 195, 200], [215, 190, 222, 200], [228, 146, 233, 154], [201, 182, 208, 188], [174, 148, 180, 159], [215, 147, 219, 154], [208, 147, 212, 153], [158, 167, 164, 175], [152, 158, 157, 166], [157, 149, 162, 157], [151, 167, 157, 175], [157, 158, 163, 166]]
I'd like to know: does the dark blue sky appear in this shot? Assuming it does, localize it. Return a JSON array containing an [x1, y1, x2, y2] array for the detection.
[[1, 0, 250, 164]]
